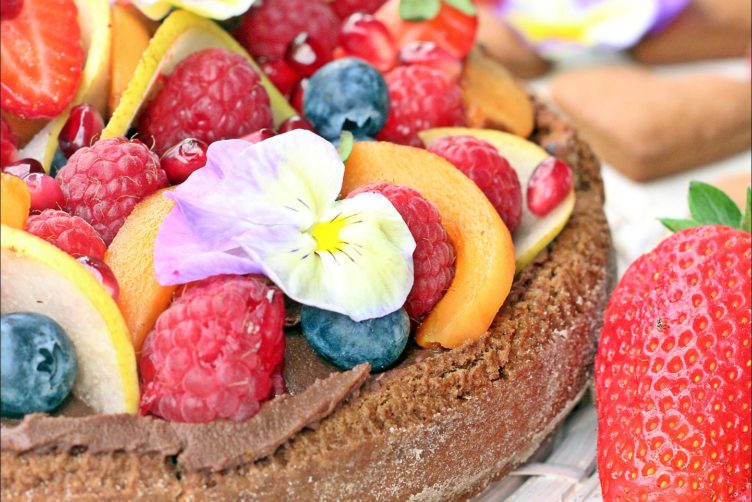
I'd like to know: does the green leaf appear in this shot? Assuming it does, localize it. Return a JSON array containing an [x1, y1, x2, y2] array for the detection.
[[444, 0, 476, 15], [337, 131, 354, 163], [688, 180, 742, 229], [742, 186, 751, 233], [659, 218, 701, 233], [400, 0, 441, 21]]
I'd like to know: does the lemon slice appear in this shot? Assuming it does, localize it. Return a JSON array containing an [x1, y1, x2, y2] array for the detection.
[[420, 127, 576, 272], [0, 225, 139, 414], [19, 0, 112, 172], [103, 9, 296, 139]]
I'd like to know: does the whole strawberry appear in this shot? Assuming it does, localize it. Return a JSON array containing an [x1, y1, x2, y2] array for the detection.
[[596, 182, 752, 501]]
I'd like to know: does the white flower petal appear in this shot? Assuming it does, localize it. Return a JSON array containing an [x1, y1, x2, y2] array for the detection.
[[131, 0, 258, 20]]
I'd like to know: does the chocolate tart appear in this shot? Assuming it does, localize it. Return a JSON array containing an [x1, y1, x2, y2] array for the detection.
[[0, 101, 615, 501]]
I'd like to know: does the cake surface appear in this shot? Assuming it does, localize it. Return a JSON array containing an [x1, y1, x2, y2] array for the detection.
[[0, 101, 614, 501]]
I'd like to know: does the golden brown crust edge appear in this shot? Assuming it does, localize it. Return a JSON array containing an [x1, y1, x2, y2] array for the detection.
[[1, 101, 615, 502]]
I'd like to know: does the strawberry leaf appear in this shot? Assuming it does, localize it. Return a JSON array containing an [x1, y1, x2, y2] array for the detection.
[[337, 131, 354, 163], [742, 186, 751, 233], [688, 181, 742, 229], [400, 0, 441, 21], [444, 0, 477, 15], [659, 218, 701, 232]]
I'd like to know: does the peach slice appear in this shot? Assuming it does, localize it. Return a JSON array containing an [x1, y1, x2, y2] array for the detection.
[[1, 173, 31, 229], [105, 189, 176, 352], [343, 141, 515, 349]]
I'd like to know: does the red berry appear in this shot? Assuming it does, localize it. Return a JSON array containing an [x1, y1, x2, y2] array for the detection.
[[23, 172, 64, 213], [1, 116, 17, 167], [338, 13, 397, 72], [138, 48, 272, 155], [2, 158, 43, 178], [526, 157, 573, 217], [0, 0, 23, 19], [240, 128, 277, 144], [290, 78, 308, 114], [260, 59, 300, 97], [428, 135, 522, 232], [377, 65, 465, 147], [398, 41, 462, 83], [56, 137, 168, 244], [160, 138, 208, 185], [57, 104, 104, 158], [139, 274, 286, 423], [25, 209, 106, 260], [596, 226, 751, 501], [234, 0, 339, 62], [285, 32, 331, 78], [330, 0, 386, 20], [348, 182, 455, 320], [76, 256, 120, 300], [277, 115, 316, 133], [0, 0, 84, 118]]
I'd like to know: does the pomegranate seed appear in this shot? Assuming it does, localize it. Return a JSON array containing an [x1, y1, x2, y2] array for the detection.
[[0, 0, 23, 19], [338, 13, 396, 72], [240, 128, 277, 144], [160, 138, 208, 184], [260, 59, 301, 97], [76, 256, 120, 301], [285, 33, 331, 78], [2, 158, 45, 179], [291, 78, 308, 114], [57, 104, 105, 158], [278, 115, 316, 133], [527, 157, 573, 217], [399, 41, 462, 83], [23, 172, 64, 213]]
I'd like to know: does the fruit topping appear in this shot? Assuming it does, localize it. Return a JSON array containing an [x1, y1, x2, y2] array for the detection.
[[0, 172, 30, 229], [527, 157, 574, 217], [348, 182, 455, 321], [338, 13, 397, 73], [290, 78, 308, 113], [428, 135, 522, 232], [2, 157, 44, 178], [0, 225, 139, 413], [25, 209, 106, 260], [304, 58, 389, 141], [301, 305, 409, 371], [139, 274, 286, 423], [137, 48, 273, 155], [377, 65, 465, 147], [342, 141, 515, 348], [277, 115, 316, 134], [331, 0, 386, 20], [0, 0, 84, 118], [160, 138, 208, 185], [240, 128, 277, 144], [76, 256, 120, 301], [57, 104, 105, 159], [24, 172, 64, 213], [56, 137, 168, 244], [398, 41, 462, 83], [0, 0, 23, 19], [234, 0, 339, 62], [1, 116, 17, 167], [0, 312, 77, 418], [260, 59, 300, 97], [285, 32, 332, 78]]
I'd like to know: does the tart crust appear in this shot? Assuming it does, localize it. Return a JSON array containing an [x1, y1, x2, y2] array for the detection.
[[0, 101, 614, 501]]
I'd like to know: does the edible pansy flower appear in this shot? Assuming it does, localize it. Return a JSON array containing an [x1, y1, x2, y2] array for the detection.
[[130, 0, 257, 20], [497, 0, 690, 59], [153, 130, 416, 322]]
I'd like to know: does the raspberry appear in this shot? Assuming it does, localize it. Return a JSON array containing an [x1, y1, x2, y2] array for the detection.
[[428, 135, 522, 232], [25, 209, 106, 260], [56, 137, 168, 245], [234, 0, 339, 62], [139, 275, 286, 423], [376, 65, 465, 147], [331, 0, 386, 19], [1, 116, 17, 167], [348, 182, 455, 321], [137, 48, 272, 155]]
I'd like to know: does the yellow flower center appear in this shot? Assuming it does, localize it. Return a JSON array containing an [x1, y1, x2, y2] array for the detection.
[[311, 216, 347, 253]]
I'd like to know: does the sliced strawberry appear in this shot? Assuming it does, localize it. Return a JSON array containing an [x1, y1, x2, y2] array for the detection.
[[0, 0, 84, 119]]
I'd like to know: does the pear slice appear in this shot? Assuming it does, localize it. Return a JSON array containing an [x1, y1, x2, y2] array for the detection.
[[0, 225, 139, 414], [103, 9, 296, 140], [19, 0, 112, 171], [420, 127, 576, 272]]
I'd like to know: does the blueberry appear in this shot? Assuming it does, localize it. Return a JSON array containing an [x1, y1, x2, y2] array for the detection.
[[303, 58, 389, 141], [49, 148, 67, 178], [1, 313, 77, 418], [301, 307, 409, 371]]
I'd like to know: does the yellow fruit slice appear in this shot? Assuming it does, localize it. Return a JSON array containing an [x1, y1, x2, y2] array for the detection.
[[103, 9, 296, 139], [1, 174, 31, 229], [420, 127, 576, 272], [0, 225, 139, 414], [18, 0, 112, 171]]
